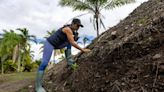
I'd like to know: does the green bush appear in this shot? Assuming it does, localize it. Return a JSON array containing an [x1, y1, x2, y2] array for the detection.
[[3, 60, 17, 73], [35, 59, 42, 66], [23, 62, 38, 72]]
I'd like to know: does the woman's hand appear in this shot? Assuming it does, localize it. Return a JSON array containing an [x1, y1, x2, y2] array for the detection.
[[82, 48, 91, 53]]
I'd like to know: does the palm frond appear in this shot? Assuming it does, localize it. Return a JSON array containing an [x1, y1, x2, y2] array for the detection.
[[59, 0, 94, 11], [2, 29, 8, 33], [100, 13, 105, 19], [100, 18, 106, 30], [28, 35, 37, 44], [93, 18, 96, 30], [104, 0, 135, 9], [65, 12, 90, 24]]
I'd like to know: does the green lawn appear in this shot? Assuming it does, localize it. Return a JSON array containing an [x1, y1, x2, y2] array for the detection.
[[0, 72, 36, 84]]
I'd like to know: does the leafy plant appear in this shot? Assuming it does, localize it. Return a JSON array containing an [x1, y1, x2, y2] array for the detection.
[[3, 60, 17, 73], [71, 63, 79, 71]]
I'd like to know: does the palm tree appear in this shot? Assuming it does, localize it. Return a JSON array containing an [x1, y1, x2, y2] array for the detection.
[[17, 28, 37, 47], [12, 28, 36, 63], [23, 47, 34, 72], [0, 30, 21, 74], [15, 28, 37, 72], [59, 0, 135, 36]]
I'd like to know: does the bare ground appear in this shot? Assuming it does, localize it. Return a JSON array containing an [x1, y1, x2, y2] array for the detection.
[[0, 78, 34, 92]]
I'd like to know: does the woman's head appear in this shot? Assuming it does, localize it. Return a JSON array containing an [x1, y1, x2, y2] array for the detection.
[[71, 18, 83, 31]]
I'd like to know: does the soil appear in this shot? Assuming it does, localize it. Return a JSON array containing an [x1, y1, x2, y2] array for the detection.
[[0, 79, 34, 92], [19, 0, 164, 92]]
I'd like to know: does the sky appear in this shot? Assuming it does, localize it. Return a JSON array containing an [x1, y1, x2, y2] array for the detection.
[[0, 0, 149, 60]]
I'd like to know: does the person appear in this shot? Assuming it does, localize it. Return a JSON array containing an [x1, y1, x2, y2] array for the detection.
[[35, 18, 91, 92]]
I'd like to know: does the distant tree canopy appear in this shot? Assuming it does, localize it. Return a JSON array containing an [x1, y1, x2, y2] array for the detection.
[[0, 28, 37, 74]]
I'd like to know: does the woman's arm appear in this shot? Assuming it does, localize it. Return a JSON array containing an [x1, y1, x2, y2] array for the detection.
[[63, 27, 84, 51], [63, 27, 91, 53]]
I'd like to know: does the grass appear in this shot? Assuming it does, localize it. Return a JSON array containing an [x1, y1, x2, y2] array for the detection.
[[0, 72, 36, 84]]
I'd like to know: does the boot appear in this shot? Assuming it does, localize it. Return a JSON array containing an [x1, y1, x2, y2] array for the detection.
[[35, 71, 46, 92], [65, 49, 74, 66]]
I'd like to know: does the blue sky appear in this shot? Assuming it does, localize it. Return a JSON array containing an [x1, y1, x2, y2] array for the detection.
[[0, 0, 149, 60]]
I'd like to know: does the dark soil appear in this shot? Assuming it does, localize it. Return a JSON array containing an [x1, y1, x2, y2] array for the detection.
[[22, 0, 164, 92]]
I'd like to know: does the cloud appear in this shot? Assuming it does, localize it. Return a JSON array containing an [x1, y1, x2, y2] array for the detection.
[[0, 0, 88, 37], [0, 0, 148, 38], [0, 0, 149, 60]]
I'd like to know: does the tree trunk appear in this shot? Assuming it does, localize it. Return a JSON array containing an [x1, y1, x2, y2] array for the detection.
[[1, 61, 4, 74], [17, 44, 21, 72], [96, 17, 99, 37], [17, 55, 21, 72], [12, 45, 19, 63], [1, 54, 8, 74], [95, 8, 99, 37]]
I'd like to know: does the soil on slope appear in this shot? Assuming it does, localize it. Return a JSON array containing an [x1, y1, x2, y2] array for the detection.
[[23, 0, 164, 92]]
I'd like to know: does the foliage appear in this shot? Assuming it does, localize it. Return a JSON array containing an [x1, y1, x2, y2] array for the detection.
[[0, 30, 21, 56], [0, 30, 22, 74], [3, 60, 17, 73], [17, 28, 37, 45], [23, 62, 38, 72], [59, 0, 135, 36], [0, 28, 37, 74], [71, 63, 79, 71], [35, 59, 42, 66]]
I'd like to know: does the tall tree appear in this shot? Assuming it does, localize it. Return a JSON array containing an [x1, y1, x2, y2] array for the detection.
[[12, 28, 36, 63], [0, 30, 21, 74], [59, 0, 135, 36], [16, 28, 37, 72]]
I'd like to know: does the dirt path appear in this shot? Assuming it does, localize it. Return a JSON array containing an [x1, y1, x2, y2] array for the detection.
[[0, 78, 34, 92]]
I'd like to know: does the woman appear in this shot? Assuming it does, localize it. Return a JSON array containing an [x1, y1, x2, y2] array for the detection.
[[35, 18, 91, 92]]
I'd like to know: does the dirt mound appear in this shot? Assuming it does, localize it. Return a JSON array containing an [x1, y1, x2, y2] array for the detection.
[[25, 0, 164, 92]]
